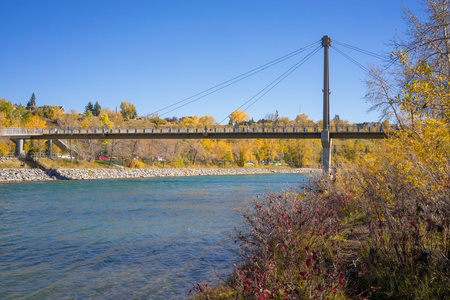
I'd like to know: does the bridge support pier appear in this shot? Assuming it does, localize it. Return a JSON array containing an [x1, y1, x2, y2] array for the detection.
[[12, 139, 24, 157], [47, 140, 53, 159], [321, 130, 332, 175]]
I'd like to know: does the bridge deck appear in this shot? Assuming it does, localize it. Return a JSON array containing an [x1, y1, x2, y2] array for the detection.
[[1, 126, 387, 140]]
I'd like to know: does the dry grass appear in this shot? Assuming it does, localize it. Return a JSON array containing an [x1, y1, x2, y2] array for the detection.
[[0, 158, 29, 169], [32, 158, 109, 169]]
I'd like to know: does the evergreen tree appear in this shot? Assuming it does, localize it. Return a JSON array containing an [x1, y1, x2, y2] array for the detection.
[[93, 101, 101, 116], [85, 101, 94, 114], [27, 93, 36, 108]]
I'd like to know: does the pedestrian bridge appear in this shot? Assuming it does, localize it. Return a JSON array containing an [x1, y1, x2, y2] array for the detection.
[[0, 124, 386, 141], [0, 36, 390, 174]]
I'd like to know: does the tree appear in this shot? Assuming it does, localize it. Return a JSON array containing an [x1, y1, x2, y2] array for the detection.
[[93, 101, 101, 116], [179, 116, 199, 128], [277, 116, 291, 126], [99, 113, 112, 129], [198, 115, 216, 127], [12, 105, 32, 126], [85, 102, 94, 114], [42, 106, 64, 120], [232, 140, 255, 166], [294, 113, 315, 127], [57, 109, 79, 130], [24, 115, 47, 129], [264, 112, 276, 123], [150, 117, 167, 128], [229, 110, 250, 125], [366, 0, 450, 124], [120, 101, 137, 119], [27, 93, 36, 108], [280, 139, 314, 167]]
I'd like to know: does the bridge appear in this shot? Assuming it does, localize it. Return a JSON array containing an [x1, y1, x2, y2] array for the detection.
[[1, 125, 386, 141], [0, 36, 387, 174]]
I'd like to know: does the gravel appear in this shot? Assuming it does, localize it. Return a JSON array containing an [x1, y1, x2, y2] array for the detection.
[[0, 168, 320, 182]]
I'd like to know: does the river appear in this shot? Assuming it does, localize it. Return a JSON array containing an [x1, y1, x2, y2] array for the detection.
[[0, 173, 310, 299]]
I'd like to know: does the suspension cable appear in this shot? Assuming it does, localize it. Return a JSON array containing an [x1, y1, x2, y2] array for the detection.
[[333, 39, 400, 73], [331, 45, 371, 73], [332, 40, 385, 60], [219, 45, 322, 124], [151, 40, 321, 117]]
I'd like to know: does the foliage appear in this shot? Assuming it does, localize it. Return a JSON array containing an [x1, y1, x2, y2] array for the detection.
[[229, 110, 250, 125], [0, 139, 14, 155], [149, 116, 168, 128], [180, 116, 199, 128], [42, 105, 64, 120], [130, 158, 143, 169], [85, 101, 94, 114], [195, 179, 353, 299], [27, 93, 36, 108], [99, 113, 112, 129], [280, 139, 316, 167], [57, 109, 79, 130], [120, 101, 137, 119], [24, 115, 47, 129], [176, 156, 185, 168], [93, 101, 101, 116], [333, 119, 450, 299], [199, 115, 216, 127], [366, 0, 450, 124]]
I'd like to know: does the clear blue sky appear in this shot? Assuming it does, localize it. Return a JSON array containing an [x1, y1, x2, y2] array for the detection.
[[0, 0, 421, 123]]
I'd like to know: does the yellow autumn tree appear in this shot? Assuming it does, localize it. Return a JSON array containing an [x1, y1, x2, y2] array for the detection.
[[198, 116, 216, 127], [232, 140, 256, 166], [23, 115, 47, 129], [229, 110, 250, 125], [180, 116, 199, 128], [334, 2, 450, 296]]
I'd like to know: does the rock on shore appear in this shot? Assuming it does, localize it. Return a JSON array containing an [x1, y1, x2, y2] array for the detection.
[[0, 168, 320, 182]]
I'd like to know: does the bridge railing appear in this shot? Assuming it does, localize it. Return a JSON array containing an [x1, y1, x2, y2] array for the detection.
[[0, 124, 387, 136], [0, 128, 45, 135]]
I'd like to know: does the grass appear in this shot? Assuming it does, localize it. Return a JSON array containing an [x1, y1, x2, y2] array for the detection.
[[0, 158, 29, 169]]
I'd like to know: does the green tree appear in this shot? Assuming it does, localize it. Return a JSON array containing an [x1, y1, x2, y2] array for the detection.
[[27, 93, 36, 108], [93, 101, 101, 117], [150, 117, 167, 128], [120, 101, 137, 119], [85, 101, 94, 114]]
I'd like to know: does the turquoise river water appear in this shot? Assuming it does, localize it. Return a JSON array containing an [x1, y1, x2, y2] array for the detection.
[[0, 173, 309, 299]]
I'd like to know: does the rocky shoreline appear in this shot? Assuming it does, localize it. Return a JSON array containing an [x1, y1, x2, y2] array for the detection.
[[0, 168, 320, 182]]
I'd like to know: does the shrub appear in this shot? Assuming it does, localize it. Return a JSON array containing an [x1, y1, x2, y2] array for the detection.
[[194, 178, 353, 299], [337, 120, 450, 299]]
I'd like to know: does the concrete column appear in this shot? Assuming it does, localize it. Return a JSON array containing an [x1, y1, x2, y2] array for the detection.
[[321, 130, 332, 175], [13, 139, 24, 157], [48, 140, 53, 159]]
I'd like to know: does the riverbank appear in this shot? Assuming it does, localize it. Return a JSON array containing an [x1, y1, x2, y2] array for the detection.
[[0, 167, 320, 182]]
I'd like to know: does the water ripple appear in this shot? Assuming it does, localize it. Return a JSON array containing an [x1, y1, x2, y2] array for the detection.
[[0, 174, 308, 299]]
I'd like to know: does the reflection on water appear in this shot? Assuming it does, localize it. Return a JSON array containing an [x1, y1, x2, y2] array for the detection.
[[0, 174, 308, 299]]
